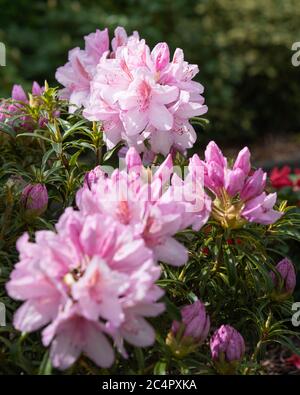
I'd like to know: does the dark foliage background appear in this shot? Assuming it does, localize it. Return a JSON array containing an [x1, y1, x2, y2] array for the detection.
[[0, 0, 300, 144]]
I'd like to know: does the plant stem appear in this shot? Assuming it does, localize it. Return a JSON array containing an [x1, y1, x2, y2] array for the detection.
[[96, 145, 102, 165], [243, 339, 263, 375], [213, 236, 223, 272]]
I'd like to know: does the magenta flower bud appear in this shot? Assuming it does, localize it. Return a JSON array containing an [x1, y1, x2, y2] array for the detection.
[[12, 84, 27, 102], [205, 141, 227, 168], [225, 168, 246, 197], [84, 166, 105, 190], [270, 258, 296, 296], [210, 325, 245, 373], [31, 81, 43, 96], [21, 183, 48, 218], [167, 301, 210, 358], [205, 162, 225, 193], [233, 147, 251, 176], [151, 42, 170, 71], [240, 169, 266, 201], [174, 300, 210, 342]]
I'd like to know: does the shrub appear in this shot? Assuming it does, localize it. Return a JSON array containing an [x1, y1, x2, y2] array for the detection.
[[0, 25, 299, 375]]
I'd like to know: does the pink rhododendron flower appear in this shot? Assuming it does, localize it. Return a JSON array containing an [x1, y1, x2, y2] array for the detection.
[[242, 192, 282, 225], [163, 156, 212, 231], [56, 26, 207, 154], [55, 28, 109, 111], [6, 208, 164, 369], [188, 141, 283, 227], [76, 148, 210, 266], [55, 27, 138, 112], [117, 71, 179, 135]]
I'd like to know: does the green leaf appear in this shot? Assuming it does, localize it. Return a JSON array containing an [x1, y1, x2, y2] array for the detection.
[[163, 295, 181, 321], [0, 122, 16, 138], [41, 148, 55, 170], [103, 142, 123, 162], [52, 142, 62, 155], [38, 351, 52, 375], [134, 348, 145, 373], [190, 117, 210, 127], [153, 360, 167, 375], [78, 141, 95, 151], [61, 119, 88, 140], [16, 132, 53, 144], [69, 149, 83, 167]]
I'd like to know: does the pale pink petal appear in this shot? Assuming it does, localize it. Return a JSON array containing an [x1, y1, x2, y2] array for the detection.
[[84, 324, 114, 368], [121, 109, 148, 135], [154, 237, 188, 266], [122, 316, 155, 347], [149, 103, 173, 131]]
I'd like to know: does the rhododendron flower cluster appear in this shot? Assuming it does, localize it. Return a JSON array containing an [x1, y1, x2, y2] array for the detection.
[[76, 147, 211, 266], [0, 82, 43, 130], [6, 208, 164, 369], [185, 141, 283, 228], [56, 26, 208, 155]]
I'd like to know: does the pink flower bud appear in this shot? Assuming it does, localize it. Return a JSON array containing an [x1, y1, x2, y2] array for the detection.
[[205, 162, 225, 193], [204, 141, 227, 168], [12, 84, 27, 102], [167, 301, 210, 358], [233, 147, 251, 175], [270, 258, 296, 296], [32, 81, 44, 96], [21, 183, 48, 218], [225, 168, 246, 197], [240, 169, 266, 201], [151, 42, 170, 71], [210, 325, 245, 363], [175, 300, 210, 342]]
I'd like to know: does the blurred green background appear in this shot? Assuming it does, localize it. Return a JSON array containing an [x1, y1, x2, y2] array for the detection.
[[1, 0, 300, 145]]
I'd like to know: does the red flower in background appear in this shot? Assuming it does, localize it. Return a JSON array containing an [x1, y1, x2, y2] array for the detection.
[[286, 354, 300, 370], [270, 166, 293, 189]]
